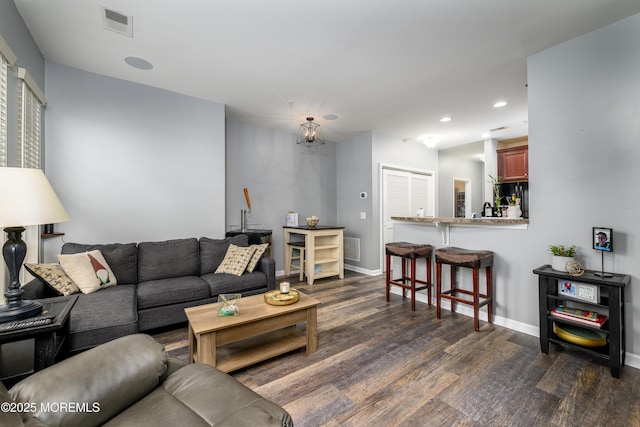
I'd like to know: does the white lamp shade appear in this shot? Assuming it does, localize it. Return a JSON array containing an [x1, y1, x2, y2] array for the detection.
[[0, 167, 70, 228]]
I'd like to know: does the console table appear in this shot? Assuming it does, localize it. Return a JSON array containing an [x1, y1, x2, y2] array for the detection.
[[533, 265, 630, 378], [283, 226, 344, 285], [225, 229, 273, 257]]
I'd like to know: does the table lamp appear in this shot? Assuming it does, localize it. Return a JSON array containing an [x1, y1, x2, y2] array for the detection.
[[0, 167, 69, 322]]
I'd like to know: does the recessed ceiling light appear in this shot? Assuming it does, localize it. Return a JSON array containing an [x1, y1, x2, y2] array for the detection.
[[481, 132, 491, 138], [323, 114, 338, 120], [493, 101, 507, 108], [124, 56, 153, 70], [439, 116, 452, 122]]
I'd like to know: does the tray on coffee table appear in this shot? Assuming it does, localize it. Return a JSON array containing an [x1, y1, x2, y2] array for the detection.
[[264, 289, 299, 305]]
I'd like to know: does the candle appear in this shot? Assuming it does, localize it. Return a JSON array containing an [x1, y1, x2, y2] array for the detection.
[[280, 282, 290, 294]]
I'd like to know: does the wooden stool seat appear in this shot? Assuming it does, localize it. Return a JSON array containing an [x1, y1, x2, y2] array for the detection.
[[385, 242, 433, 311], [435, 247, 494, 331]]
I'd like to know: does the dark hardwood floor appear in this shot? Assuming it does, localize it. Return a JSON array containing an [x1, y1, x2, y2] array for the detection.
[[152, 272, 640, 427]]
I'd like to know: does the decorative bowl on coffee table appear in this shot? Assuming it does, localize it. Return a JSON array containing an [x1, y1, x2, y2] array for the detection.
[[264, 289, 300, 305]]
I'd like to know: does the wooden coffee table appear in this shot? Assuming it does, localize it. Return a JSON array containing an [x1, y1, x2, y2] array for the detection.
[[185, 292, 320, 373]]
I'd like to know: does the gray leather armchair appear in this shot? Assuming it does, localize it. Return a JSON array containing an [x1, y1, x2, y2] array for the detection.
[[1, 334, 293, 427]]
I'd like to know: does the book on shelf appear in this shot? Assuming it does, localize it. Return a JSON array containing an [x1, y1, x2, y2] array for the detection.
[[551, 307, 607, 328], [554, 305, 598, 321]]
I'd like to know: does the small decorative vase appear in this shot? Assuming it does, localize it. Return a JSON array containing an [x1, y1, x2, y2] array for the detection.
[[506, 205, 522, 218], [552, 255, 574, 272]]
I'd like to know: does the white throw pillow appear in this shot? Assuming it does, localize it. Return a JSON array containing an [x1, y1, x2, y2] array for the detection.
[[58, 250, 117, 294]]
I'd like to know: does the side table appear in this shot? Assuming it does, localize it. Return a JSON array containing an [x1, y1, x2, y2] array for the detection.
[[0, 294, 77, 386], [534, 265, 630, 378]]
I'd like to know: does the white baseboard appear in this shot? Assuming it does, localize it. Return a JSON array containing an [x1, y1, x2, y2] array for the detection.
[[273, 271, 640, 372], [389, 288, 640, 371], [276, 264, 381, 278], [344, 264, 381, 276]]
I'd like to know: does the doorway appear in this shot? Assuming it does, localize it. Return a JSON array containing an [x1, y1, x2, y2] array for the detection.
[[453, 178, 471, 218], [380, 165, 435, 271]]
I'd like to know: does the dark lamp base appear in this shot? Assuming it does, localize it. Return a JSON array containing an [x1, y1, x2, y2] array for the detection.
[[0, 299, 43, 322]]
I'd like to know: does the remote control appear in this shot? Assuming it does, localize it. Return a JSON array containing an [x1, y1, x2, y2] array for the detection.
[[0, 314, 56, 332]]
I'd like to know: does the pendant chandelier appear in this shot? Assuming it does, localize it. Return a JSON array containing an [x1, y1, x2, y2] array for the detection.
[[296, 117, 325, 147]]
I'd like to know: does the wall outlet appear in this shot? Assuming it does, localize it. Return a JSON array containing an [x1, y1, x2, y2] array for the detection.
[[360, 212, 366, 219]]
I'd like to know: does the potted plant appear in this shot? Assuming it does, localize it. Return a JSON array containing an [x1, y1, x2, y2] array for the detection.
[[549, 244, 576, 271]]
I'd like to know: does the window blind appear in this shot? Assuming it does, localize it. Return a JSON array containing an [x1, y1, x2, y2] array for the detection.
[[17, 68, 45, 169], [0, 37, 16, 168], [0, 53, 7, 167]]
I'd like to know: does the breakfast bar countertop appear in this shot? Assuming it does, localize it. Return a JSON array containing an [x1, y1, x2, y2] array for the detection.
[[391, 216, 529, 225], [390, 216, 528, 245]]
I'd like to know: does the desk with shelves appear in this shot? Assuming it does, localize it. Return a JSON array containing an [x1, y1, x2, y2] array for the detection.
[[533, 265, 630, 378], [283, 226, 344, 285]]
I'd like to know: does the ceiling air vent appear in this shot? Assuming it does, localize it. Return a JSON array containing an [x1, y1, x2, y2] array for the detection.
[[100, 6, 133, 37], [489, 126, 509, 132]]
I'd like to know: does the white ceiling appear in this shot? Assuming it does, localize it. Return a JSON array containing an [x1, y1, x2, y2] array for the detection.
[[14, 0, 640, 149]]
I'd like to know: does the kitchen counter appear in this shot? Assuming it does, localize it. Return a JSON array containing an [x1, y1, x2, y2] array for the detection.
[[391, 216, 528, 244], [391, 216, 528, 225]]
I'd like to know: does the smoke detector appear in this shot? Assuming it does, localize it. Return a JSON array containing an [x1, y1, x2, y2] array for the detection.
[[100, 6, 133, 37]]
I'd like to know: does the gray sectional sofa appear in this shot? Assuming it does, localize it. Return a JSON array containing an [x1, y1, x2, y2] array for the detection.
[[22, 234, 275, 353]]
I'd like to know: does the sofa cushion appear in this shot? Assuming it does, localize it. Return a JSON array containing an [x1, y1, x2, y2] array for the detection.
[[24, 263, 80, 296], [199, 235, 248, 275], [68, 285, 138, 351], [62, 242, 138, 285], [137, 276, 210, 310], [58, 250, 118, 294], [202, 271, 268, 296], [138, 238, 199, 282], [214, 244, 256, 276]]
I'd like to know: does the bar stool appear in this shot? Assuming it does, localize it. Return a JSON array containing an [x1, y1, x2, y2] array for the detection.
[[287, 241, 306, 282], [435, 247, 493, 331], [385, 242, 433, 311]]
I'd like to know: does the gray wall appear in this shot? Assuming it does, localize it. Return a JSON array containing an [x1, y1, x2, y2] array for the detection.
[[42, 62, 226, 259], [336, 132, 374, 271], [394, 12, 640, 362], [528, 13, 640, 357], [225, 120, 337, 271]]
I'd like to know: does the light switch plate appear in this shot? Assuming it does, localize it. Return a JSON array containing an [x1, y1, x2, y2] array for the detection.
[[360, 212, 366, 219]]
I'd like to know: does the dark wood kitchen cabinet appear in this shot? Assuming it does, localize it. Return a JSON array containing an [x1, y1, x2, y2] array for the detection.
[[498, 145, 528, 182]]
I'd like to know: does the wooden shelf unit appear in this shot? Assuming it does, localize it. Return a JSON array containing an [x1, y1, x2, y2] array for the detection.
[[534, 264, 630, 378], [284, 226, 345, 285]]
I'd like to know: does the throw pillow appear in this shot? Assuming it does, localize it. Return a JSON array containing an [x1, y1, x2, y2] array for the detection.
[[24, 263, 80, 296], [246, 243, 269, 273], [58, 250, 118, 294], [214, 244, 256, 276]]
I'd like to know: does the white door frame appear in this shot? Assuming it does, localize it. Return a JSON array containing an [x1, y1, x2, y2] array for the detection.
[[379, 162, 436, 272]]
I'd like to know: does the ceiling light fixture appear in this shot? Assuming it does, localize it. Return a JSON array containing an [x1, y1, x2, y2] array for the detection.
[[440, 116, 452, 122], [493, 101, 507, 108], [297, 117, 325, 147]]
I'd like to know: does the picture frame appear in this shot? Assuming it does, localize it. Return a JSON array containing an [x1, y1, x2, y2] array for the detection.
[[593, 227, 613, 252]]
